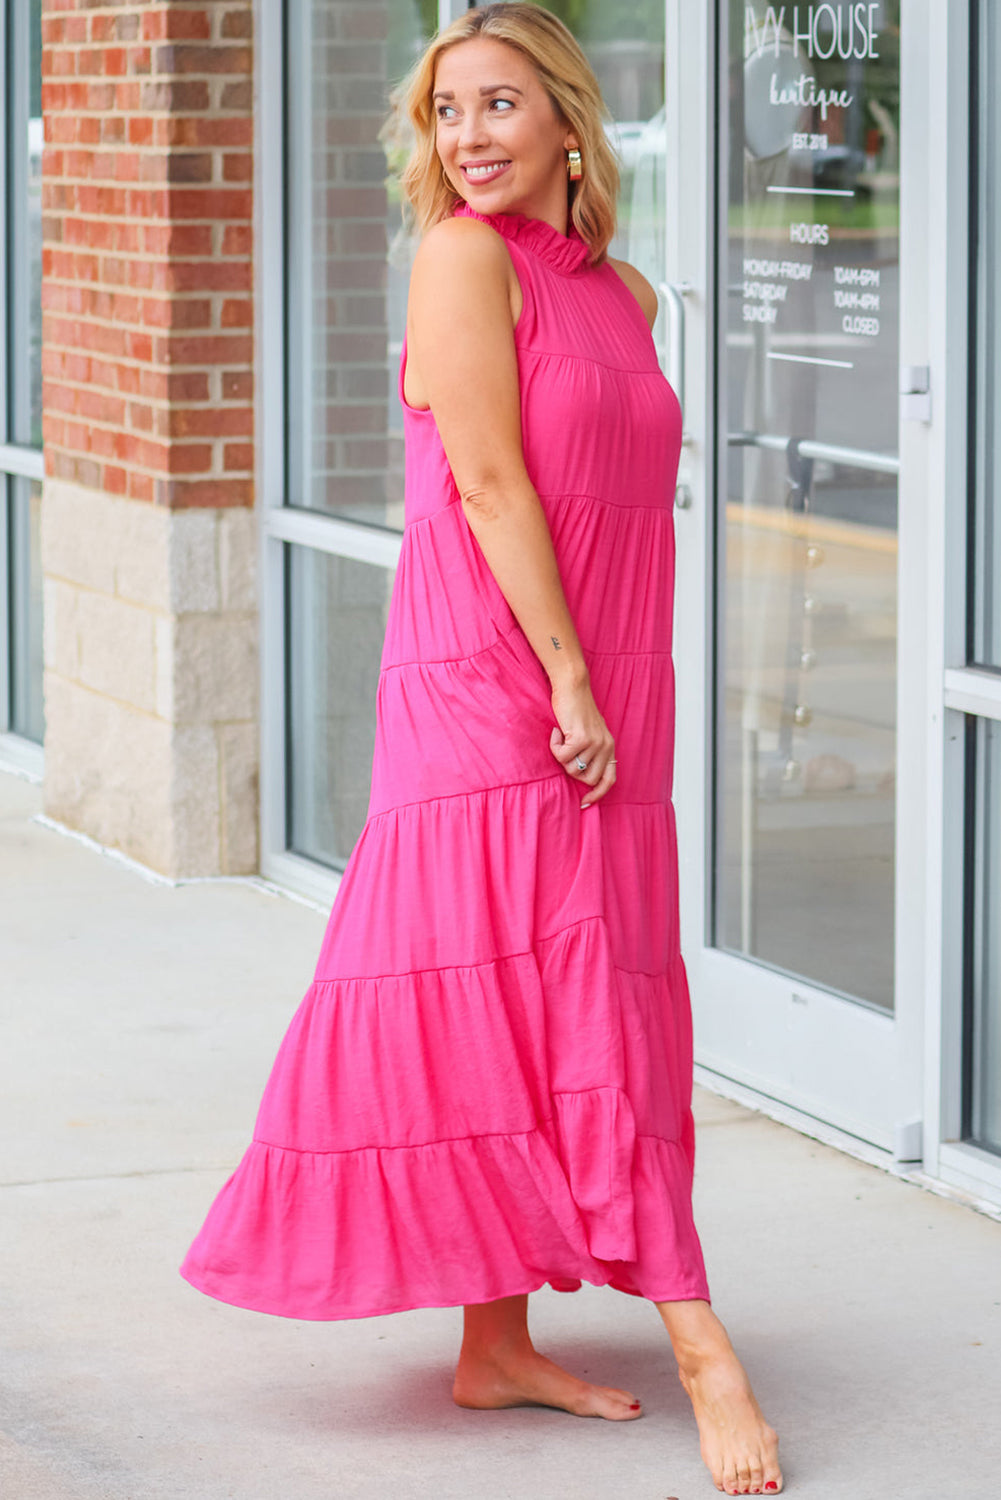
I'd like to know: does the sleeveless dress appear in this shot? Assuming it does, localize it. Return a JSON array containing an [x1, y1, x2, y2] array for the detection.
[[180, 204, 710, 1319]]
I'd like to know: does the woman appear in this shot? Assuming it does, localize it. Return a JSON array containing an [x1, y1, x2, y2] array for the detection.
[[182, 5, 782, 1495]]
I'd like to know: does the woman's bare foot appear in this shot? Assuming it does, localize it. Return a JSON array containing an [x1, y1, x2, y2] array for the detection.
[[453, 1292, 642, 1421], [453, 1341, 642, 1419], [656, 1300, 782, 1495]]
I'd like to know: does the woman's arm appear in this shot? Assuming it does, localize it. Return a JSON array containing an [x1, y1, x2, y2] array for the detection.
[[406, 215, 615, 807]]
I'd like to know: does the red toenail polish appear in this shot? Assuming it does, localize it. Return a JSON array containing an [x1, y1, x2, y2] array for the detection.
[[629, 1401, 641, 1409], [765, 1486, 779, 1493]]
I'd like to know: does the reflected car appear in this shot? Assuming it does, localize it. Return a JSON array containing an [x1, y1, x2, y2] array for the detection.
[[812, 144, 874, 198]]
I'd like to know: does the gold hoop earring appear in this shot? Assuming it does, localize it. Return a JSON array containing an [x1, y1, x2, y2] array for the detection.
[[567, 148, 583, 182]]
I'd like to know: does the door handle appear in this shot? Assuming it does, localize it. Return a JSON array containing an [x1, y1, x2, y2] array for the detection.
[[659, 281, 690, 415], [659, 280, 694, 508]]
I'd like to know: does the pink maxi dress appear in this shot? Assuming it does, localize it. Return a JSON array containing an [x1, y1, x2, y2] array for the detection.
[[181, 204, 710, 1319]]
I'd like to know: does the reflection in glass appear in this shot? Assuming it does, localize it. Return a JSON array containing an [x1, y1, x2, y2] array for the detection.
[[972, 0, 1001, 667], [286, 546, 394, 869], [9, 0, 43, 447], [715, 3, 901, 1009], [285, 1, 670, 528], [535, 2, 667, 352], [282, 1, 670, 865], [9, 478, 44, 742], [285, 0, 436, 527], [5, 2, 44, 744], [969, 718, 1001, 1155]]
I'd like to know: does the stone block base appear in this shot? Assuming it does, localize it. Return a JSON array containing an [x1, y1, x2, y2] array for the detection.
[[41, 479, 259, 878]]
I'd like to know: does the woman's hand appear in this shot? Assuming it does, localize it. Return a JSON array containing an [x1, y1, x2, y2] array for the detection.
[[549, 674, 617, 808]]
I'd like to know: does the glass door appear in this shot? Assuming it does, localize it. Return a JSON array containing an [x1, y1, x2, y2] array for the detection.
[[671, 1, 925, 1152], [716, 0, 900, 1012]]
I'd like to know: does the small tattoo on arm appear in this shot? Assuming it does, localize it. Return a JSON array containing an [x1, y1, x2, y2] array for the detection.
[[551, 636, 562, 650]]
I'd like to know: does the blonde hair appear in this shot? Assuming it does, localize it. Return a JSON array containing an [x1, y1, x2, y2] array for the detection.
[[386, 2, 619, 265]]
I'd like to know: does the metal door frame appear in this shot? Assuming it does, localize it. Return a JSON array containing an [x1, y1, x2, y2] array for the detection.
[[666, 0, 967, 1172]]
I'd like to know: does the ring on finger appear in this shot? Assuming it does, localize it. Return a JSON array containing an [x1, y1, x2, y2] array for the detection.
[[574, 755, 588, 772]]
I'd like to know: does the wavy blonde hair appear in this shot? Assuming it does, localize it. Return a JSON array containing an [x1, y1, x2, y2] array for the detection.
[[386, 2, 619, 266]]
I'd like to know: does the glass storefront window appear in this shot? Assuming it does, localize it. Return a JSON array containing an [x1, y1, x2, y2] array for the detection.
[[286, 546, 395, 869], [281, 1, 436, 867], [11, 0, 43, 449], [534, 2, 667, 327], [4, 0, 44, 743], [285, 1, 668, 529], [285, 0, 437, 529], [714, 2, 901, 1010], [8, 477, 43, 743], [281, 0, 670, 868], [966, 0, 1001, 1158], [968, 718, 1001, 1155]]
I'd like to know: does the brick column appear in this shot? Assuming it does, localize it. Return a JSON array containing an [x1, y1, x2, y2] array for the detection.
[[40, 1, 257, 876]]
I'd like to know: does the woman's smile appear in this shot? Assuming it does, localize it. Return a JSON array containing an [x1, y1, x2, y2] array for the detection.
[[461, 159, 512, 184]]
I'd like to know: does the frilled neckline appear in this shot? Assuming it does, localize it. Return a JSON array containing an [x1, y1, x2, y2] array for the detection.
[[451, 201, 592, 276]]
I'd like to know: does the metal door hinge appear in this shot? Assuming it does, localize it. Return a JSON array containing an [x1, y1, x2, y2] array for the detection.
[[900, 365, 931, 423]]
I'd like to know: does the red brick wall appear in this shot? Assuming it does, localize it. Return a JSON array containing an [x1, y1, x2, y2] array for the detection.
[[41, 1, 254, 510]]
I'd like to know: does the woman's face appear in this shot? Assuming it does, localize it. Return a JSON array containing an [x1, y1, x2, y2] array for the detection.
[[433, 37, 578, 229]]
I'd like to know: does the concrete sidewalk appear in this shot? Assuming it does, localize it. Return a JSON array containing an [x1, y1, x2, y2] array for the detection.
[[2, 766, 999, 1500]]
